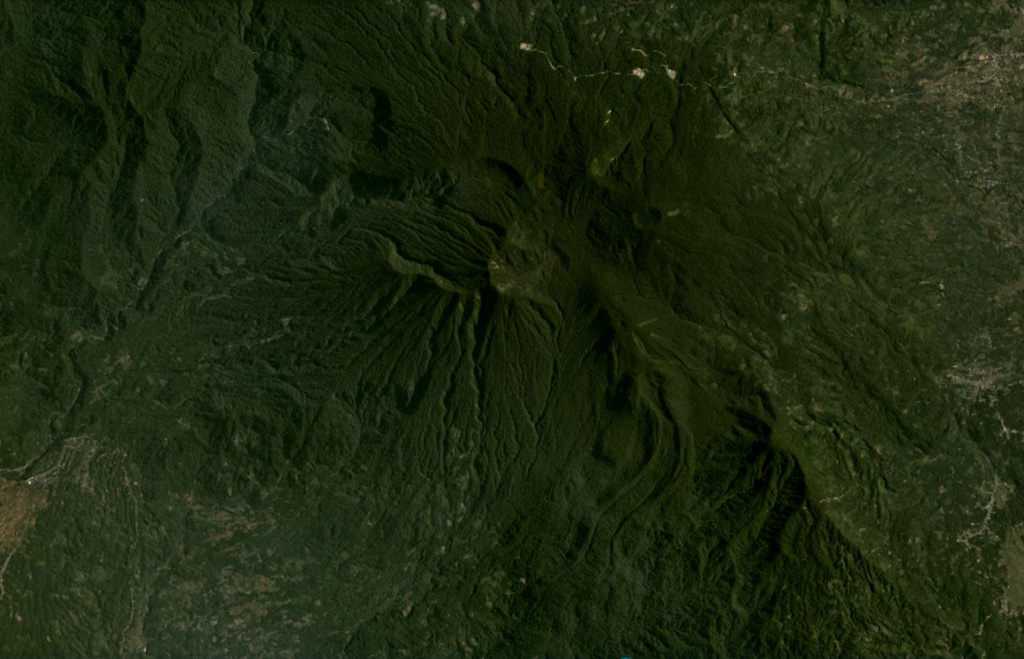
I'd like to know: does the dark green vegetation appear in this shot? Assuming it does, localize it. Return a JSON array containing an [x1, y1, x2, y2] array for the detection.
[[2, 0, 1024, 655]]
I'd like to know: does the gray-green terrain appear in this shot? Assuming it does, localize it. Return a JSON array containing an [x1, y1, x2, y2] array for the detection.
[[2, 0, 1024, 655]]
